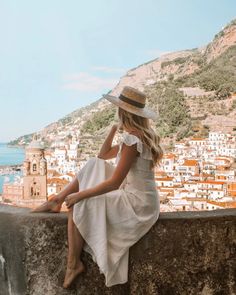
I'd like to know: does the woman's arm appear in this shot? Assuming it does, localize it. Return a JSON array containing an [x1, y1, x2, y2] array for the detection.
[[97, 124, 119, 159], [65, 143, 139, 208]]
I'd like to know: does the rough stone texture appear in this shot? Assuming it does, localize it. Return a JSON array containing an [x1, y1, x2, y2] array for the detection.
[[0, 204, 235, 295]]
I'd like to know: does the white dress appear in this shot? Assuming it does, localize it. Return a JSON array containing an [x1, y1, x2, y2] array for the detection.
[[72, 132, 160, 287]]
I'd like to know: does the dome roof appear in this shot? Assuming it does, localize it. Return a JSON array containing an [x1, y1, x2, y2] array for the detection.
[[27, 140, 44, 150]]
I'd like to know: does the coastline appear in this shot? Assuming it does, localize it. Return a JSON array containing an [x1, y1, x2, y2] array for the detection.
[[0, 164, 22, 169], [0, 165, 23, 194], [0, 143, 25, 193], [0, 164, 23, 176], [6, 143, 26, 149]]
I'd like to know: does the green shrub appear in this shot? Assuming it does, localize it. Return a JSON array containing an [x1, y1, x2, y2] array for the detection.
[[182, 46, 236, 99], [81, 106, 116, 134], [145, 83, 192, 139]]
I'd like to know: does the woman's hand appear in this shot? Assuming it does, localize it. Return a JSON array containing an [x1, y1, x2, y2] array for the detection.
[[65, 192, 81, 209]]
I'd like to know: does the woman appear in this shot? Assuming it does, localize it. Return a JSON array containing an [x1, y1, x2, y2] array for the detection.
[[32, 86, 163, 289]]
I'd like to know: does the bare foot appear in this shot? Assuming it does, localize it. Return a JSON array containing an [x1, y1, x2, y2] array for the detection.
[[63, 261, 85, 289], [30, 196, 62, 213]]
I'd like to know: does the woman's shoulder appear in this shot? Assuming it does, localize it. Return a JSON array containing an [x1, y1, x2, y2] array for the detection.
[[119, 131, 142, 153], [122, 131, 142, 144], [122, 131, 153, 161], [123, 130, 142, 140]]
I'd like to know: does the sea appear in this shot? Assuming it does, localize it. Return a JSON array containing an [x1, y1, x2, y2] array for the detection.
[[0, 143, 25, 193]]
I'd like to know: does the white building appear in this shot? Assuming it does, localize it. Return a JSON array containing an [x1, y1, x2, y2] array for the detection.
[[67, 143, 78, 160], [54, 148, 67, 165], [155, 177, 174, 187], [160, 154, 175, 174]]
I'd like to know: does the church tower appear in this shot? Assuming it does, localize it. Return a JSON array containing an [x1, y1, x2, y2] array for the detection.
[[23, 139, 47, 202]]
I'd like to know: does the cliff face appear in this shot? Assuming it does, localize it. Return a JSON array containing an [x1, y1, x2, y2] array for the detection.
[[110, 50, 197, 96], [110, 20, 236, 96], [204, 20, 236, 62], [9, 19, 236, 146], [0, 204, 235, 295]]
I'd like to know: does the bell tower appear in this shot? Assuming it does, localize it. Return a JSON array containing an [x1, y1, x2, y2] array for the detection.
[[23, 138, 47, 201]]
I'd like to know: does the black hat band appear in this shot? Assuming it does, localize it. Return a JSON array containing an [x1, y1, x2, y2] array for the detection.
[[119, 94, 145, 108]]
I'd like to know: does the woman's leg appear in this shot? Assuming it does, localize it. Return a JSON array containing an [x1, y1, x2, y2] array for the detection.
[[56, 177, 79, 204], [56, 158, 98, 204], [63, 207, 85, 288], [31, 177, 79, 213]]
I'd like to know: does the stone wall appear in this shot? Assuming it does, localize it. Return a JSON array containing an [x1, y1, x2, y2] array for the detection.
[[0, 204, 235, 295]]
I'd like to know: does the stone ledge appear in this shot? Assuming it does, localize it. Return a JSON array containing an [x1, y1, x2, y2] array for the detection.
[[0, 204, 235, 295]]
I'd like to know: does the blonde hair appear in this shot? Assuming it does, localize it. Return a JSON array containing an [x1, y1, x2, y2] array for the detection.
[[117, 107, 163, 168]]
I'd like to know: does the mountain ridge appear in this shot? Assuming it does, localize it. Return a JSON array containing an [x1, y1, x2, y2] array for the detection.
[[9, 18, 236, 147]]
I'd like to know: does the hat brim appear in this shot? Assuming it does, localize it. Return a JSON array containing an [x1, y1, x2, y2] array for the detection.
[[103, 94, 158, 121]]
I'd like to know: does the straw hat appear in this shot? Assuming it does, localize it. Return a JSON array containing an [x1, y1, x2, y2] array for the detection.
[[103, 86, 158, 120]]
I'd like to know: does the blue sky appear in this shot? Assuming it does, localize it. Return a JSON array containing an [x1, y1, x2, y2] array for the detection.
[[0, 0, 235, 142]]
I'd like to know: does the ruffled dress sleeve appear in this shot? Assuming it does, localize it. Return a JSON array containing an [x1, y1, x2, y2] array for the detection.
[[121, 133, 143, 154], [115, 133, 141, 165], [116, 132, 153, 164]]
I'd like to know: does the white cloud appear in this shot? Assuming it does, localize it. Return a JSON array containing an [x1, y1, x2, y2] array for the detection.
[[62, 72, 118, 92], [146, 49, 172, 58], [91, 66, 127, 74]]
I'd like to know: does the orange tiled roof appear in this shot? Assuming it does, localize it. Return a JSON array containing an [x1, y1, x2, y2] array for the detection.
[[163, 153, 176, 159], [190, 138, 206, 141], [185, 197, 207, 201], [203, 188, 224, 191], [216, 167, 231, 171], [156, 186, 173, 192], [206, 200, 236, 208], [47, 178, 69, 185], [155, 171, 168, 177], [155, 177, 174, 181], [202, 173, 214, 177], [182, 160, 198, 166], [198, 180, 225, 185]]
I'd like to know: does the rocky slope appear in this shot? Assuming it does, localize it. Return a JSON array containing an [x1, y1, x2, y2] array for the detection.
[[112, 19, 236, 95], [9, 19, 236, 147]]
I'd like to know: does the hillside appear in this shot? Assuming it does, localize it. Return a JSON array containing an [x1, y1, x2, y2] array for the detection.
[[9, 19, 236, 148]]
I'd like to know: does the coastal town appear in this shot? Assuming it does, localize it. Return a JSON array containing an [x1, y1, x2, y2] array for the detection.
[[156, 131, 236, 211], [0, 130, 236, 212]]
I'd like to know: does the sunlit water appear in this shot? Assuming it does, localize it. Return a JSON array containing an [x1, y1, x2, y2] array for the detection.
[[0, 143, 25, 193]]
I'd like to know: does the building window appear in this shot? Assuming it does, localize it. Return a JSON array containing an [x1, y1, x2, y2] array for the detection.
[[33, 164, 37, 171]]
